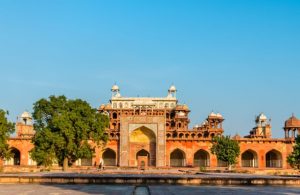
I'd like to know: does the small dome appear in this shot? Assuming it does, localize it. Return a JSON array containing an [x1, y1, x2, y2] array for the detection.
[[216, 113, 223, 118], [182, 104, 189, 110], [176, 104, 189, 111], [111, 84, 119, 91], [178, 111, 185, 117], [105, 104, 112, 109], [168, 85, 177, 92], [258, 113, 267, 121], [209, 112, 217, 117], [99, 104, 105, 110], [285, 115, 300, 128], [21, 111, 32, 119]]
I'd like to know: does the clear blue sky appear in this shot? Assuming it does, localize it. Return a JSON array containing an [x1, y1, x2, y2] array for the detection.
[[0, 1, 299, 138]]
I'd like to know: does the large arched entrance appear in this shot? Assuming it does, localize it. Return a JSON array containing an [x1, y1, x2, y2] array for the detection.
[[194, 150, 210, 167], [241, 150, 258, 168], [130, 126, 156, 166], [266, 150, 282, 168], [170, 149, 186, 167], [102, 148, 117, 166]]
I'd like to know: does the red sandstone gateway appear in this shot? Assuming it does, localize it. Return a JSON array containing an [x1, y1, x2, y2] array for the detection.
[[3, 85, 300, 171]]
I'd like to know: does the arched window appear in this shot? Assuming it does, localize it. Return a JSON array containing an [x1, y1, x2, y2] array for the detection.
[[166, 113, 170, 119], [112, 112, 118, 119], [136, 149, 150, 166], [112, 123, 117, 129], [170, 112, 175, 119], [5, 148, 21, 165], [266, 150, 282, 168], [102, 148, 117, 166], [119, 102, 123, 109], [171, 121, 175, 127], [178, 123, 182, 128], [170, 149, 186, 167], [179, 133, 184, 138], [194, 150, 210, 167], [241, 150, 258, 168]]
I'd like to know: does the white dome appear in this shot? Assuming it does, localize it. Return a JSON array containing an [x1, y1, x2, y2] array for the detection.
[[216, 113, 223, 118], [258, 113, 267, 121], [21, 111, 32, 119], [111, 84, 119, 91], [209, 112, 217, 117], [178, 111, 185, 117], [169, 85, 177, 92]]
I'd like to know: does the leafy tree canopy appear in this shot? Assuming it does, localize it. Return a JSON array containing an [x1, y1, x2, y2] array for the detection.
[[287, 135, 300, 169], [210, 135, 240, 168], [30, 95, 108, 169], [0, 109, 15, 160]]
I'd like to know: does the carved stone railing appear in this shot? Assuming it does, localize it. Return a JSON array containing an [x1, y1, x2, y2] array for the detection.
[[166, 130, 222, 140], [105, 130, 120, 140]]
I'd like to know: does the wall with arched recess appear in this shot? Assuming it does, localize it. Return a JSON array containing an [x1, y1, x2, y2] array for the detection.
[[166, 140, 216, 167], [238, 139, 293, 169], [129, 126, 156, 166], [119, 116, 166, 167], [93, 139, 119, 166], [7, 138, 34, 166]]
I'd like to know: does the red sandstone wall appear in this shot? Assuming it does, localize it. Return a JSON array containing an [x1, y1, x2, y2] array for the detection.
[[7, 139, 34, 166]]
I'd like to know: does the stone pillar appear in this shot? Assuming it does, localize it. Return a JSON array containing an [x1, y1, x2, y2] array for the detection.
[[120, 118, 130, 167], [292, 130, 296, 138]]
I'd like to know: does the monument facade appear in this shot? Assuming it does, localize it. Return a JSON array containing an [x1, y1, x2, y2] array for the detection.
[[3, 85, 300, 170]]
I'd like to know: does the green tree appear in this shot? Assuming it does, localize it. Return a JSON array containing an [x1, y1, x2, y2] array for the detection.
[[0, 109, 15, 162], [30, 95, 108, 171], [210, 136, 240, 170], [287, 135, 300, 169]]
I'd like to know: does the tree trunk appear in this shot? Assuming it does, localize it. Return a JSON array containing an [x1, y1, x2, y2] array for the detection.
[[228, 164, 232, 171], [63, 157, 68, 171]]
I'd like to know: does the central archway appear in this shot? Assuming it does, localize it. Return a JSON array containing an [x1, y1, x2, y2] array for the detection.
[[170, 149, 186, 167], [130, 126, 156, 166], [136, 149, 150, 168]]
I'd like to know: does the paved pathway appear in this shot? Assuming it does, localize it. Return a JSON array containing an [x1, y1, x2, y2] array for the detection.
[[0, 184, 299, 195], [0, 172, 299, 179], [150, 185, 300, 195]]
